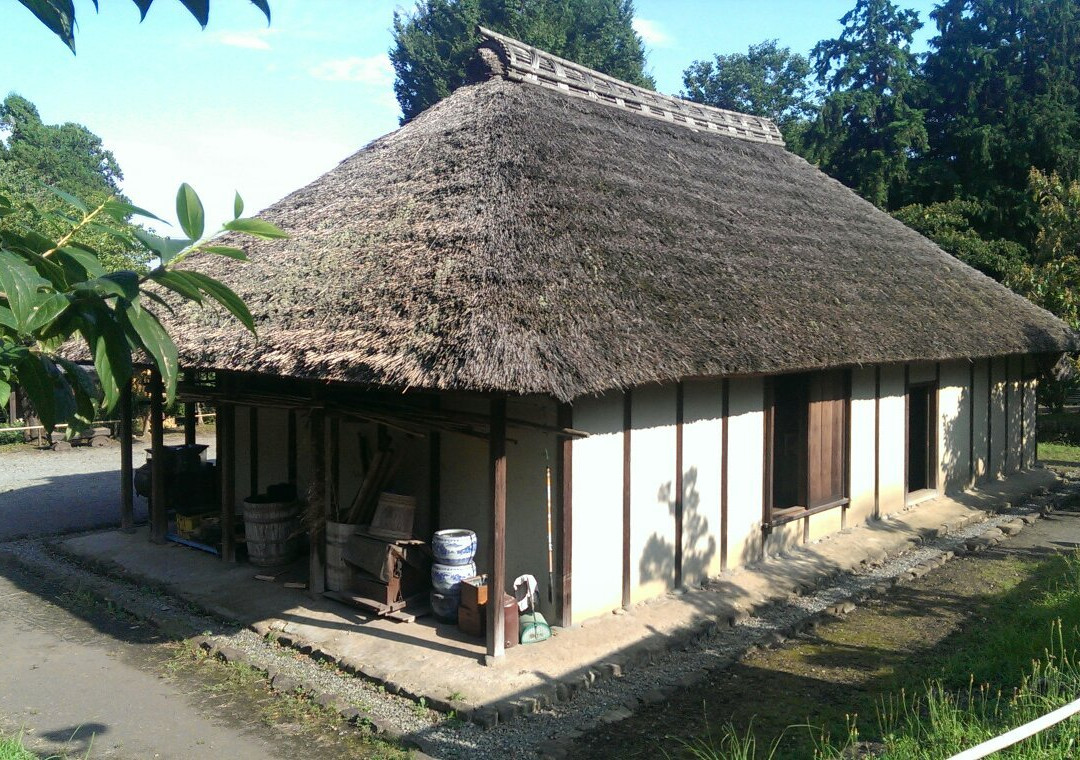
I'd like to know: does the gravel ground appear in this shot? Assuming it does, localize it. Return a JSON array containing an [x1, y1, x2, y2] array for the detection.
[[0, 433, 213, 540], [0, 477, 1069, 759]]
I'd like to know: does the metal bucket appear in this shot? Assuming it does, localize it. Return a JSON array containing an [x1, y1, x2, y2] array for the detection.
[[242, 498, 300, 567], [325, 520, 358, 592]]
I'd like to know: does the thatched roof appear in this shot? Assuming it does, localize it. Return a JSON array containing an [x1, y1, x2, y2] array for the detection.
[[169, 31, 1076, 402]]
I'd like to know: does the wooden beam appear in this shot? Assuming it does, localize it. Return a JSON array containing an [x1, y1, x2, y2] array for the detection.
[[249, 406, 259, 498], [486, 395, 507, 661], [308, 407, 327, 597], [119, 377, 135, 533], [328, 416, 340, 522], [987, 359, 994, 478], [903, 365, 910, 497], [287, 409, 298, 486], [183, 383, 197, 447], [1004, 358, 1011, 474], [969, 361, 976, 486], [720, 379, 729, 570], [674, 382, 684, 589], [149, 368, 167, 544], [558, 402, 573, 628], [219, 397, 237, 563], [621, 391, 632, 610]]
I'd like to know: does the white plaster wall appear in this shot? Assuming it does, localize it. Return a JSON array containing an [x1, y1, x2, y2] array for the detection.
[[725, 377, 764, 569], [990, 358, 1008, 479], [848, 367, 877, 526], [971, 360, 989, 482], [938, 360, 971, 494], [682, 380, 723, 584], [629, 385, 678, 604], [504, 396, 560, 621], [569, 392, 625, 622], [878, 366, 906, 515], [1007, 356, 1022, 475]]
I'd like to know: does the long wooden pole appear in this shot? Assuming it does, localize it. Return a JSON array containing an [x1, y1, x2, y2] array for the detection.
[[308, 407, 327, 597], [486, 395, 507, 662], [149, 369, 167, 544], [219, 374, 237, 562], [119, 377, 135, 533]]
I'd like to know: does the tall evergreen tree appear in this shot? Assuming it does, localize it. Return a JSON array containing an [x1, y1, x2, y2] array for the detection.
[[918, 0, 1080, 244], [681, 40, 817, 148], [390, 0, 654, 123], [805, 0, 926, 209]]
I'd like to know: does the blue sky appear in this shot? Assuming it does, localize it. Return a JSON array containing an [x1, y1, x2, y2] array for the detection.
[[0, 0, 937, 233]]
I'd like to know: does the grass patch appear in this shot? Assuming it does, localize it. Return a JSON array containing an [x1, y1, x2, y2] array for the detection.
[[686, 553, 1080, 759], [1039, 441, 1080, 467], [0, 734, 36, 760]]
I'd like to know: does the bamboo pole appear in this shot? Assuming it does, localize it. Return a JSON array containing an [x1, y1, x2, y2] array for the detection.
[[485, 395, 507, 663]]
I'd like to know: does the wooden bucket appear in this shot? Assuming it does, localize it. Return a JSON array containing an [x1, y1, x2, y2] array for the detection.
[[242, 499, 300, 567], [325, 520, 359, 592]]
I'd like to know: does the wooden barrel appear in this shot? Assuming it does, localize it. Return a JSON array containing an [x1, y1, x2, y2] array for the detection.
[[325, 520, 358, 592], [242, 499, 300, 567]]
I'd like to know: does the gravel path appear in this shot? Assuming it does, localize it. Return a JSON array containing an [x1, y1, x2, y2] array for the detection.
[[2, 478, 1071, 759], [0, 434, 213, 540]]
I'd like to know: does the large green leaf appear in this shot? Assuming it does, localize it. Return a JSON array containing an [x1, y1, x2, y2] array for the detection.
[[0, 378, 10, 411], [178, 0, 209, 26], [83, 311, 133, 411], [183, 271, 256, 333], [72, 271, 140, 301], [133, 229, 192, 264], [0, 306, 17, 332], [23, 293, 69, 334], [16, 0, 77, 52], [120, 300, 179, 402], [45, 185, 88, 213], [176, 183, 205, 241], [222, 218, 288, 240], [149, 269, 203, 303], [56, 357, 98, 423], [0, 249, 52, 334], [233, 191, 244, 220], [102, 199, 165, 223], [16, 351, 75, 432], [54, 245, 107, 282], [202, 245, 248, 261]]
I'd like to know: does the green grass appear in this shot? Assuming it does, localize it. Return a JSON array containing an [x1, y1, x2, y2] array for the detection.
[[0, 734, 35, 760], [1039, 441, 1080, 467], [685, 553, 1080, 759]]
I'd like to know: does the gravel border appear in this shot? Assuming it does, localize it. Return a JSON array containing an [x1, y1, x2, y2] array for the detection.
[[2, 475, 1075, 759]]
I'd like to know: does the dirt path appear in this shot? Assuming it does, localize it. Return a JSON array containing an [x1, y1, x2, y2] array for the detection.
[[568, 501, 1080, 759]]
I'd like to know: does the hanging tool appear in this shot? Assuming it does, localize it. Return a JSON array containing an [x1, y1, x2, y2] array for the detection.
[[545, 449, 554, 605]]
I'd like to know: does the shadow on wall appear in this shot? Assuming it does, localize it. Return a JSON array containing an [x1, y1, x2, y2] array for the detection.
[[639, 466, 716, 588], [941, 382, 970, 493]]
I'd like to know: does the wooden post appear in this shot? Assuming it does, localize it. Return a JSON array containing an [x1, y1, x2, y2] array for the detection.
[[557, 402, 573, 628], [486, 395, 507, 662], [287, 409, 298, 486], [621, 391, 632, 610], [219, 394, 237, 563], [149, 369, 167, 544], [308, 407, 327, 597], [183, 384, 197, 447], [119, 377, 135, 533], [674, 383, 684, 589], [327, 416, 340, 522], [249, 406, 259, 498]]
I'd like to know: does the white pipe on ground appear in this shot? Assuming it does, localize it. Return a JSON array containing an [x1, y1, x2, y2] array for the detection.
[[948, 696, 1080, 760]]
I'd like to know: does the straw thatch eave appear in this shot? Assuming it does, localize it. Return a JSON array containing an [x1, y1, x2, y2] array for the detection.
[[165, 71, 1076, 403]]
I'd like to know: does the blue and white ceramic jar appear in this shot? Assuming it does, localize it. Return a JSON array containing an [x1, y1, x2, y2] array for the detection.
[[432, 529, 477, 566], [431, 561, 477, 594]]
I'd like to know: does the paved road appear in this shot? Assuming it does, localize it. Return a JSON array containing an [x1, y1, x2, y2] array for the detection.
[[0, 435, 214, 541], [0, 555, 289, 759]]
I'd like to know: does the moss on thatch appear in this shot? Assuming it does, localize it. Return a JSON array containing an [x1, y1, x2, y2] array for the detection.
[[167, 47, 1075, 402]]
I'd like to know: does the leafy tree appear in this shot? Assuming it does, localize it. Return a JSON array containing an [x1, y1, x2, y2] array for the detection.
[[919, 0, 1080, 244], [0, 94, 148, 272], [892, 199, 1027, 282], [805, 0, 927, 209], [391, 0, 654, 122], [17, 0, 271, 52], [681, 40, 817, 147]]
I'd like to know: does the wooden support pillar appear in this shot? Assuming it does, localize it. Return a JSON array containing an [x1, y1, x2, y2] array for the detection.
[[327, 416, 340, 522], [149, 368, 167, 544], [119, 377, 135, 533], [486, 395, 507, 662], [674, 383, 684, 589], [183, 387, 197, 447], [249, 406, 259, 497], [219, 394, 237, 563], [287, 409, 298, 486], [308, 407, 327, 597], [557, 403, 573, 628]]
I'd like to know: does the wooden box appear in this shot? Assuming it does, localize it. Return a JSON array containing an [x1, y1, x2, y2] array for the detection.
[[460, 574, 488, 611], [458, 592, 518, 649]]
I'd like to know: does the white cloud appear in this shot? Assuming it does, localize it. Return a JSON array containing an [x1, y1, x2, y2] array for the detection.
[[309, 55, 394, 86], [217, 30, 273, 51], [632, 17, 672, 47]]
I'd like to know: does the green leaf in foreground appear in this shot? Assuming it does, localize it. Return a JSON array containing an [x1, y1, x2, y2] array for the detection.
[[223, 217, 287, 239], [233, 191, 244, 220], [183, 270, 256, 333], [202, 245, 248, 260], [120, 300, 179, 402], [175, 182, 205, 241]]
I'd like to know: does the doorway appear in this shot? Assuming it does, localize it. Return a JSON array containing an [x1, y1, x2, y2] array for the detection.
[[907, 383, 937, 493]]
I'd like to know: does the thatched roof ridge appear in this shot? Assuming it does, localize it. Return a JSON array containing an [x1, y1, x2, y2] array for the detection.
[[168, 38, 1076, 402]]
